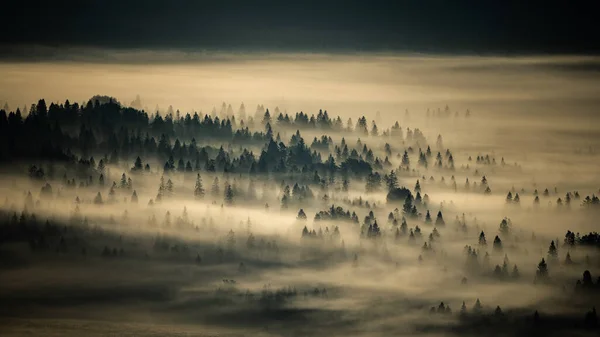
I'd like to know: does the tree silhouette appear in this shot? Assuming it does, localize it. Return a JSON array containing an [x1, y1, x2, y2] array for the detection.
[[547, 240, 558, 261], [435, 211, 445, 226], [535, 258, 549, 283], [493, 235, 503, 251], [224, 184, 234, 205], [479, 231, 487, 246], [194, 173, 205, 199], [94, 192, 103, 205]]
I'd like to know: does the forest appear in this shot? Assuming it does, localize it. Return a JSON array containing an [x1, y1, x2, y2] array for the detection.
[[0, 93, 599, 337]]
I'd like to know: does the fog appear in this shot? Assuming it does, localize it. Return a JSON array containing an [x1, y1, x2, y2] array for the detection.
[[0, 51, 599, 336]]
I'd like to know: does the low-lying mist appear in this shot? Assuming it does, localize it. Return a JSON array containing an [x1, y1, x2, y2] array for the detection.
[[0, 50, 599, 336]]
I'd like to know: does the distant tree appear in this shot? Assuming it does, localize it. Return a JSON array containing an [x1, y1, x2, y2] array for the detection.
[[131, 190, 138, 203], [94, 192, 103, 205], [582, 270, 593, 288], [535, 258, 549, 283], [132, 156, 143, 171], [460, 301, 467, 316], [565, 252, 573, 265], [226, 229, 236, 250], [499, 218, 511, 236], [211, 177, 220, 196], [194, 173, 205, 199], [297, 209, 307, 220], [386, 170, 398, 192], [494, 265, 503, 278], [493, 235, 503, 251], [224, 184, 234, 205], [166, 179, 174, 197], [512, 265, 520, 279], [401, 150, 410, 167], [479, 231, 487, 246], [473, 298, 482, 313], [387, 187, 413, 204], [547, 241, 558, 261], [435, 211, 445, 226], [342, 179, 349, 192], [120, 173, 128, 188], [425, 210, 432, 224], [246, 233, 256, 249]]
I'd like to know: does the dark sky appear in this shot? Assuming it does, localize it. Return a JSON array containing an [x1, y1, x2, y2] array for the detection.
[[1, 1, 598, 55]]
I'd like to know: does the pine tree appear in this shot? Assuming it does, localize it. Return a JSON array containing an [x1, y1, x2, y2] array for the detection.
[[547, 240, 558, 260], [166, 179, 174, 197], [403, 194, 413, 216], [565, 252, 573, 264], [499, 218, 510, 236], [94, 192, 103, 205], [493, 235, 503, 251], [194, 173, 205, 199], [386, 170, 398, 192], [535, 258, 549, 283], [425, 210, 432, 224], [402, 150, 410, 167], [435, 211, 445, 226], [479, 231, 487, 245], [511, 265, 520, 279], [211, 177, 220, 196], [133, 156, 143, 171], [224, 184, 234, 205]]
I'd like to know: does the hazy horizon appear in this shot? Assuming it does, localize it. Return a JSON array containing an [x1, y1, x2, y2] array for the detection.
[[1, 4, 600, 336]]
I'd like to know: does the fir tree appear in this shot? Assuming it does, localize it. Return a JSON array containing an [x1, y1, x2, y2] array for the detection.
[[479, 231, 487, 246], [547, 240, 558, 260], [224, 184, 234, 205], [194, 173, 205, 199], [493, 235, 503, 251], [435, 211, 445, 226], [535, 258, 549, 283]]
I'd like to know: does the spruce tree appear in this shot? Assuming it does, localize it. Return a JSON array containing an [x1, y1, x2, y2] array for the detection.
[[194, 173, 205, 199]]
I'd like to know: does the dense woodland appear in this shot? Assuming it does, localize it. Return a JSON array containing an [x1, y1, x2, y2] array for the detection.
[[0, 95, 599, 336]]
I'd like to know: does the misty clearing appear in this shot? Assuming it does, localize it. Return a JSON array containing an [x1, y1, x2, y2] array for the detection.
[[1, 54, 600, 337]]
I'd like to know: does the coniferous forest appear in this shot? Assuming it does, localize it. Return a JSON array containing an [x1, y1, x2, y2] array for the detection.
[[1, 2, 599, 334], [0, 91, 599, 336]]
